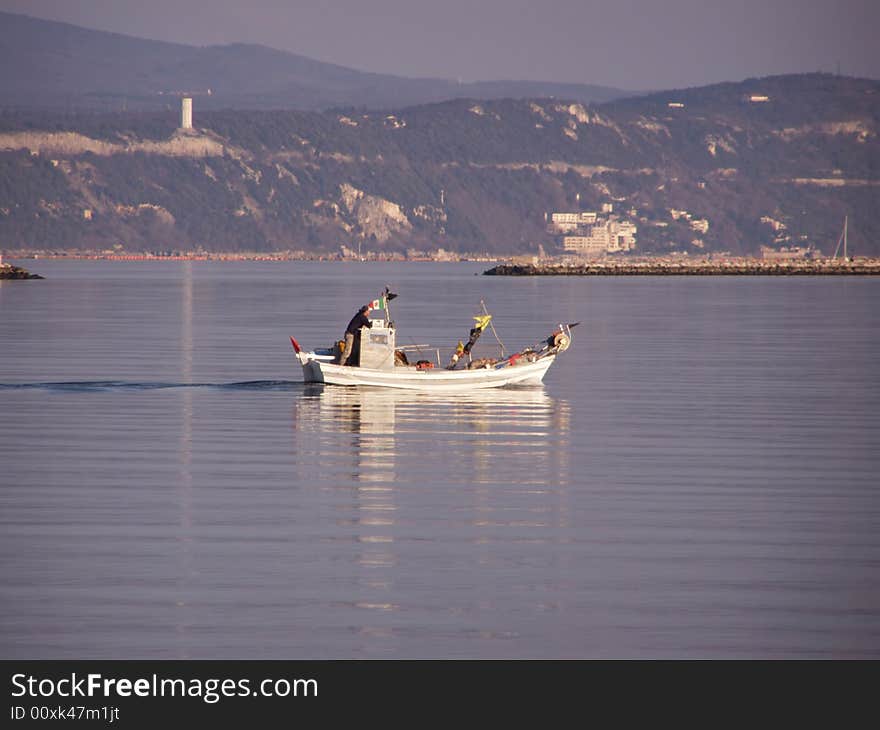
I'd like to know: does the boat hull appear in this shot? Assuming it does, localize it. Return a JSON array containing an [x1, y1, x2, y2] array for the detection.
[[299, 355, 555, 390]]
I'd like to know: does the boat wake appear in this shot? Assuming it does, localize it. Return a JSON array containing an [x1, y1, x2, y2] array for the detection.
[[0, 380, 303, 392]]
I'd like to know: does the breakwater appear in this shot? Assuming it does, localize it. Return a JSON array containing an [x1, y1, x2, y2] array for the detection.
[[484, 259, 880, 276], [0, 264, 43, 279]]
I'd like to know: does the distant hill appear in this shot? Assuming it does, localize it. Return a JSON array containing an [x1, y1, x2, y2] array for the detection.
[[0, 73, 877, 256], [0, 12, 630, 111]]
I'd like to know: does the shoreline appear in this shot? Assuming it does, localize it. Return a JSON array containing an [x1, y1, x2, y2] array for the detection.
[[4, 254, 880, 275], [0, 252, 499, 263]]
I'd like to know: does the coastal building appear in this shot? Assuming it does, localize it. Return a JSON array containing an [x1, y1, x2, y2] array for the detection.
[[607, 219, 637, 252], [562, 235, 605, 257], [550, 218, 578, 233], [550, 211, 597, 224], [549, 211, 599, 233], [563, 218, 637, 256], [550, 212, 598, 225], [551, 203, 637, 256]]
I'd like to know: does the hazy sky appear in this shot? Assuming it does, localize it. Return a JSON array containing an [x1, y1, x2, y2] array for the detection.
[[2, 0, 878, 90]]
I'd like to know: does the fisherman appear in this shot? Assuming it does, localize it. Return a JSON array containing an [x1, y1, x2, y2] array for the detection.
[[339, 303, 373, 366]]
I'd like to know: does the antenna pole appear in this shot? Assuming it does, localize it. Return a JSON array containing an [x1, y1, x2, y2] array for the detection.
[[480, 299, 507, 357]]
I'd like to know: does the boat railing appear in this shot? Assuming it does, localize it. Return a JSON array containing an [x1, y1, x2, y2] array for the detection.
[[395, 344, 441, 366]]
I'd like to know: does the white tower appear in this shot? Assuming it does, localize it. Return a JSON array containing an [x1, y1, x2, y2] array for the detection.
[[181, 97, 193, 129]]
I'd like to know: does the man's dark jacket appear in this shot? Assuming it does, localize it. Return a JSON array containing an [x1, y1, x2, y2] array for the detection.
[[345, 310, 372, 336]]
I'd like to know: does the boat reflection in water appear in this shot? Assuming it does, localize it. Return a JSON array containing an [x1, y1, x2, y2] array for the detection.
[[290, 385, 572, 650], [293, 384, 571, 487]]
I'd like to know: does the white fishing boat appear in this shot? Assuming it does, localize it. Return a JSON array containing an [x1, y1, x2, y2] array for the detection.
[[290, 291, 574, 391]]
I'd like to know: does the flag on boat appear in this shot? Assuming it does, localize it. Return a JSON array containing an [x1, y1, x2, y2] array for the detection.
[[472, 315, 492, 331], [369, 296, 386, 310]]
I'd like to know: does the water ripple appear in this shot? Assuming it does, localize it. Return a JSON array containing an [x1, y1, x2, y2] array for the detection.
[[0, 380, 303, 392]]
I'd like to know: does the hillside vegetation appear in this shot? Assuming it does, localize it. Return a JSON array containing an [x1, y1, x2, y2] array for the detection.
[[0, 74, 877, 256]]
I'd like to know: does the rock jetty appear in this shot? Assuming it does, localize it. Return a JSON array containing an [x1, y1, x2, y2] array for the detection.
[[0, 263, 44, 279], [484, 259, 880, 276]]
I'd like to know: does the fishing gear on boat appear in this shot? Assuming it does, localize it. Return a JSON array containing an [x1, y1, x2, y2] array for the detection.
[[446, 314, 492, 369], [539, 322, 579, 354]]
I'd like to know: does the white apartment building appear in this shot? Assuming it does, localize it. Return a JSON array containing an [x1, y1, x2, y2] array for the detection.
[[550, 211, 598, 224], [563, 218, 637, 256], [549, 211, 599, 232]]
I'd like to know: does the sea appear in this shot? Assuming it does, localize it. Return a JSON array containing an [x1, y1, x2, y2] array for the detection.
[[1, 259, 878, 659]]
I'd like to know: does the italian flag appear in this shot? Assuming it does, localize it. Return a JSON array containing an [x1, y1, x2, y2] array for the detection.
[[369, 297, 386, 310]]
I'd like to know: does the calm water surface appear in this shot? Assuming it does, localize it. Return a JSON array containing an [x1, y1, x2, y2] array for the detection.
[[1, 260, 878, 658]]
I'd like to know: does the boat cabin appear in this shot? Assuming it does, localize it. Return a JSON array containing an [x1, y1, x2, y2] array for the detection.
[[357, 320, 396, 370]]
